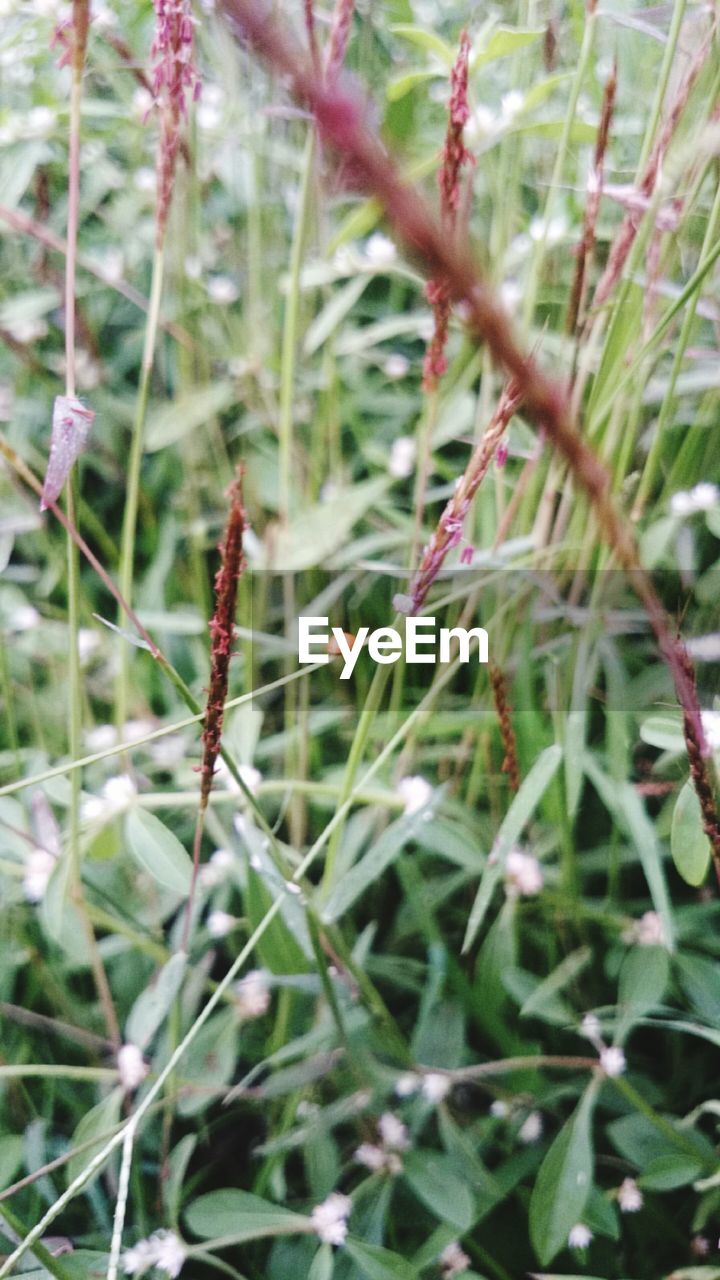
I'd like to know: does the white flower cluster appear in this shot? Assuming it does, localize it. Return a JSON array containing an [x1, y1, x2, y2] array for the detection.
[[617, 1177, 643, 1213], [355, 1111, 410, 1176], [568, 1223, 592, 1249], [23, 847, 57, 904], [702, 709, 720, 753], [670, 483, 720, 517], [580, 1014, 626, 1078], [622, 910, 666, 947], [199, 847, 236, 889], [397, 775, 433, 816], [388, 436, 416, 480], [394, 1071, 451, 1104], [81, 775, 137, 826], [123, 1229, 185, 1277], [439, 1240, 471, 1277], [310, 1192, 352, 1246], [233, 969, 270, 1020], [504, 848, 544, 897], [117, 1044, 148, 1093]]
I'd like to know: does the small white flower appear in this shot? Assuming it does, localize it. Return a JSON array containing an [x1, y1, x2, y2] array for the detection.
[[378, 1112, 410, 1151], [500, 90, 524, 122], [518, 1111, 543, 1144], [207, 275, 239, 305], [78, 628, 100, 663], [102, 774, 137, 809], [500, 279, 521, 315], [134, 167, 156, 193], [489, 1099, 509, 1118], [85, 724, 118, 752], [395, 1071, 420, 1097], [617, 1177, 643, 1213], [364, 233, 396, 267], [310, 1192, 352, 1247], [529, 214, 566, 244], [239, 764, 262, 795], [439, 1240, 471, 1278], [600, 1045, 626, 1078], [207, 910, 235, 939], [670, 482, 720, 517], [28, 105, 56, 134], [397, 775, 432, 815], [702, 709, 720, 753], [568, 1223, 592, 1249], [464, 104, 497, 145], [132, 87, 155, 120], [383, 353, 410, 380], [123, 1238, 156, 1274], [184, 255, 203, 281], [23, 848, 56, 903], [8, 604, 40, 632], [355, 1142, 387, 1172], [234, 969, 270, 1019], [581, 1013, 602, 1045], [153, 1230, 186, 1277], [421, 1072, 450, 1104], [117, 1043, 148, 1093], [388, 436, 416, 480], [504, 849, 543, 897], [624, 909, 666, 947]]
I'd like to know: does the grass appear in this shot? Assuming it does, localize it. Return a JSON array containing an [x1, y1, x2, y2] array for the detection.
[[0, 2, 720, 1278]]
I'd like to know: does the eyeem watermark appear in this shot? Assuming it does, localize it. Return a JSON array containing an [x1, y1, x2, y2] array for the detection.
[[298, 616, 489, 680]]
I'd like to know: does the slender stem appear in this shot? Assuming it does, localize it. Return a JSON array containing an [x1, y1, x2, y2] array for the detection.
[[107, 1120, 137, 1280], [116, 241, 166, 728], [279, 130, 315, 521]]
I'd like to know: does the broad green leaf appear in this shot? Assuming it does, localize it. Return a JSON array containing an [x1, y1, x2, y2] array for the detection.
[[308, 1244, 334, 1280], [638, 1154, 704, 1190], [177, 1010, 239, 1118], [387, 68, 440, 102], [463, 745, 562, 953], [584, 759, 674, 950], [185, 1188, 310, 1241], [671, 779, 711, 886], [675, 952, 720, 1026], [125, 952, 187, 1049], [252, 480, 389, 571], [144, 381, 237, 452], [474, 27, 541, 65], [521, 948, 591, 1021], [304, 275, 370, 356], [616, 945, 669, 1041], [67, 1088, 122, 1188], [125, 808, 192, 895], [388, 24, 455, 64], [0, 1135, 23, 1191], [164, 1134, 197, 1227], [529, 1082, 597, 1266], [403, 1150, 475, 1231], [345, 1238, 417, 1280], [321, 808, 431, 921], [638, 712, 685, 752]]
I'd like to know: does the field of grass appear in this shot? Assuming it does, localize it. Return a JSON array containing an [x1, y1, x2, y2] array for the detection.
[[1, 1, 720, 1277]]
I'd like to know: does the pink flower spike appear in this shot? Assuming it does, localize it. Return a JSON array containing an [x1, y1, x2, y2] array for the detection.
[[495, 441, 509, 468], [460, 544, 474, 565], [40, 396, 95, 512]]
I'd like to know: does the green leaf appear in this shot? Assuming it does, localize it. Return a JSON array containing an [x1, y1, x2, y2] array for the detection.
[[144, 381, 237, 452], [403, 1150, 475, 1231], [177, 1010, 239, 1118], [252, 480, 389, 571], [164, 1134, 197, 1227], [67, 1088, 122, 1188], [671, 779, 711, 886], [529, 1083, 597, 1266], [387, 68, 440, 103], [675, 952, 720, 1026], [125, 952, 187, 1050], [389, 24, 455, 63], [345, 1238, 417, 1280], [521, 948, 592, 1021], [616, 945, 669, 1041], [304, 276, 370, 356], [321, 808, 431, 922], [463, 744, 562, 953], [638, 1154, 704, 1191], [125, 808, 192, 895], [185, 1188, 310, 1242], [474, 27, 542, 65], [0, 1135, 23, 1191], [638, 712, 685, 752]]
